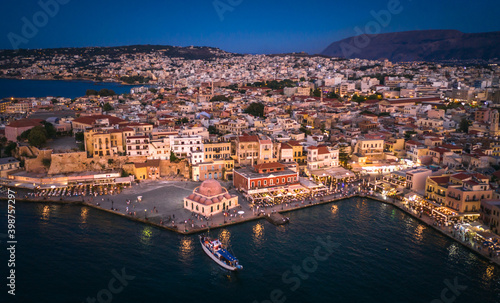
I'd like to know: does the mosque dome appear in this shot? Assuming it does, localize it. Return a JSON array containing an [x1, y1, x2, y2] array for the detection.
[[198, 179, 224, 197]]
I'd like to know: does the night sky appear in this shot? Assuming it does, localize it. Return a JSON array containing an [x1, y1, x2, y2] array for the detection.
[[0, 0, 499, 54]]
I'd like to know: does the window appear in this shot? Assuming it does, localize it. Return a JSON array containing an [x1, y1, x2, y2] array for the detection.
[[264, 180, 267, 185]]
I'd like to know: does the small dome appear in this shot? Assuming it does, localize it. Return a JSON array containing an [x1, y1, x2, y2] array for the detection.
[[194, 195, 201, 202], [212, 197, 219, 204], [224, 193, 231, 199], [200, 197, 207, 204], [198, 179, 224, 197], [188, 194, 195, 200]]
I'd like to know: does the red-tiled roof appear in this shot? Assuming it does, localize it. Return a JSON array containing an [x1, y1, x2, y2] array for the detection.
[[451, 173, 470, 180], [253, 162, 286, 171], [238, 135, 259, 142], [7, 118, 43, 128], [429, 176, 450, 184]]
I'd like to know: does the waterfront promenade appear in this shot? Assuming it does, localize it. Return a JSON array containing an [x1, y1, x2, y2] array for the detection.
[[8, 179, 500, 266]]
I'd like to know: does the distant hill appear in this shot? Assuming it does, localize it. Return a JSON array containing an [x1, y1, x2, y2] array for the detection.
[[0, 45, 236, 61], [321, 30, 500, 62]]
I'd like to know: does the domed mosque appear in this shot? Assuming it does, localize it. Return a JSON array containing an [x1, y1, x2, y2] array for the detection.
[[184, 179, 238, 215]]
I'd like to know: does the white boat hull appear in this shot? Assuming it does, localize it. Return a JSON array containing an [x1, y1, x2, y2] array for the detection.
[[200, 238, 240, 271]]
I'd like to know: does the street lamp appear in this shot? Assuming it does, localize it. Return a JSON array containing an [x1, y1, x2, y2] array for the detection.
[[144, 209, 147, 219]]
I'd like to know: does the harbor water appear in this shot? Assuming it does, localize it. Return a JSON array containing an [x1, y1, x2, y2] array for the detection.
[[1, 198, 499, 303]]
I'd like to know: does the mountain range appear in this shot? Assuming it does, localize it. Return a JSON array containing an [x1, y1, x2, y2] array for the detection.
[[321, 30, 500, 62]]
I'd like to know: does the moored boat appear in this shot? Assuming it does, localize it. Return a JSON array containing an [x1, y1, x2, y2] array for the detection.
[[199, 235, 243, 271]]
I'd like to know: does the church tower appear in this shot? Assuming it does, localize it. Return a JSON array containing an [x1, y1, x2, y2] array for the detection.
[[490, 109, 499, 136]]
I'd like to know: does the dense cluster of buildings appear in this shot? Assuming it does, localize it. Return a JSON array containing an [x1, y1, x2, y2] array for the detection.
[[1, 53, 500, 234]]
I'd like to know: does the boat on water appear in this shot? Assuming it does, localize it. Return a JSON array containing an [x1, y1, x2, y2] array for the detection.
[[199, 235, 243, 271]]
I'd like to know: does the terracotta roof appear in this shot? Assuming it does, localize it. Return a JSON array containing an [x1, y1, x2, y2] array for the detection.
[[253, 162, 286, 171], [287, 140, 303, 147], [7, 118, 44, 128], [429, 176, 450, 185], [238, 135, 259, 142], [451, 173, 470, 180], [463, 180, 479, 186], [429, 147, 450, 154]]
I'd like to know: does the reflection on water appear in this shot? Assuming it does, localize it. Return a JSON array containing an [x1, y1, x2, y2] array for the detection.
[[80, 207, 89, 224], [447, 243, 460, 260], [413, 225, 425, 242], [253, 223, 264, 247], [219, 229, 231, 246], [140, 226, 153, 246], [483, 265, 496, 282], [41, 205, 50, 221], [179, 237, 194, 265], [331, 205, 338, 215]]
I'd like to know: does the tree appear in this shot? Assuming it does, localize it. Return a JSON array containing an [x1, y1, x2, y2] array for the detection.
[[181, 117, 189, 124], [351, 94, 366, 103], [42, 121, 57, 139], [312, 88, 321, 97], [98, 89, 116, 96], [299, 126, 312, 136], [86, 89, 98, 96], [103, 103, 114, 112], [19, 129, 31, 141], [208, 125, 218, 135], [75, 132, 85, 142], [121, 169, 130, 177], [28, 126, 47, 148], [327, 92, 339, 99], [210, 95, 230, 102], [4, 141, 16, 157], [170, 151, 180, 162], [404, 131, 417, 140], [244, 102, 265, 117], [339, 145, 351, 168], [458, 118, 470, 133], [42, 158, 51, 168]]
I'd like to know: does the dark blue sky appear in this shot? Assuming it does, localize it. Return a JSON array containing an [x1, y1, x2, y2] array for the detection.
[[0, 0, 499, 54]]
